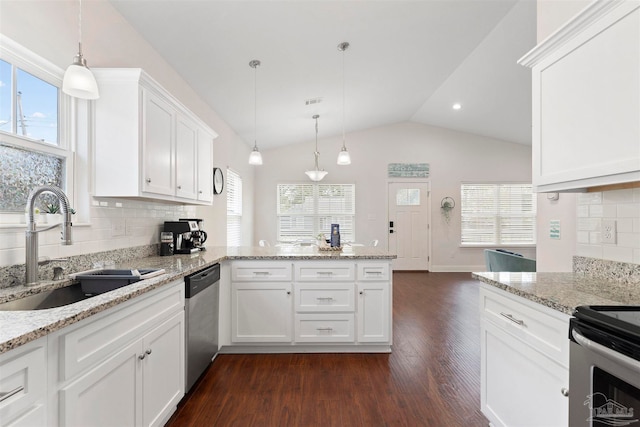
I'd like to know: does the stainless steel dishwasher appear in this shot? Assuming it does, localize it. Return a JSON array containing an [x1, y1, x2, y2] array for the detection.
[[184, 263, 219, 392]]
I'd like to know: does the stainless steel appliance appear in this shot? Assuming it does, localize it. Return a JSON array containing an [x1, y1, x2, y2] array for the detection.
[[184, 263, 220, 392], [163, 220, 202, 254], [569, 306, 640, 426]]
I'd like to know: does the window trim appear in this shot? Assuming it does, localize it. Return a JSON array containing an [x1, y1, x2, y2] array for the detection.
[[226, 168, 242, 247], [0, 35, 75, 221], [460, 182, 537, 247]]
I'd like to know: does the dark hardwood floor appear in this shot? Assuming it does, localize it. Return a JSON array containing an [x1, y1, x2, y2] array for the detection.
[[166, 272, 488, 426]]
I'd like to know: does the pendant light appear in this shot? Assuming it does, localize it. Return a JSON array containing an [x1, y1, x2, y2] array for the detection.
[[336, 41, 351, 165], [305, 115, 328, 181], [248, 60, 263, 165], [62, 0, 100, 100]]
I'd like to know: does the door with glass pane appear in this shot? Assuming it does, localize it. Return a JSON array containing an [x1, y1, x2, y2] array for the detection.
[[388, 182, 430, 270]]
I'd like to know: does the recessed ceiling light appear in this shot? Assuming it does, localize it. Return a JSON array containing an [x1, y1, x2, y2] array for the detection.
[[452, 103, 462, 110]]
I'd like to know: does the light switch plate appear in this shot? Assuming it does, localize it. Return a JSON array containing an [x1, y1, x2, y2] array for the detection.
[[602, 220, 617, 244]]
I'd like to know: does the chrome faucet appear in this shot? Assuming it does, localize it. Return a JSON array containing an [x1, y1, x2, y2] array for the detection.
[[25, 185, 73, 285]]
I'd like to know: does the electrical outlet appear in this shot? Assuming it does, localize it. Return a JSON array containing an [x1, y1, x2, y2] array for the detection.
[[602, 220, 617, 244]]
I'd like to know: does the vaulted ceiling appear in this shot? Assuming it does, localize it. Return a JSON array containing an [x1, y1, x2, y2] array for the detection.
[[110, 0, 537, 149]]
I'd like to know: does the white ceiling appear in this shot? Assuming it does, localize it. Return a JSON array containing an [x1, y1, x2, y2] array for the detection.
[[109, 0, 537, 149]]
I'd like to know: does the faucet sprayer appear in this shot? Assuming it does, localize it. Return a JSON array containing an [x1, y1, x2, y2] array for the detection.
[[25, 185, 73, 285]]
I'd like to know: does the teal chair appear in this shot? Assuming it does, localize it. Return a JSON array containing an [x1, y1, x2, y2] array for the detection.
[[484, 249, 536, 272]]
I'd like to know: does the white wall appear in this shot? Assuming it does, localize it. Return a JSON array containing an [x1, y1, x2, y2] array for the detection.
[[0, 0, 254, 268], [253, 121, 533, 272]]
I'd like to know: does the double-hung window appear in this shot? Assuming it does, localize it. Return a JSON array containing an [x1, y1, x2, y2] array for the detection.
[[460, 183, 536, 246], [0, 36, 73, 215], [277, 183, 355, 243], [226, 169, 243, 246]]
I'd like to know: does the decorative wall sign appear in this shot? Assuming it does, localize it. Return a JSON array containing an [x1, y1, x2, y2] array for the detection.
[[387, 163, 430, 178], [550, 220, 561, 239]]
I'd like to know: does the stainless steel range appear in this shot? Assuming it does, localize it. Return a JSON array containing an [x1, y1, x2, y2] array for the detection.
[[569, 306, 640, 426]]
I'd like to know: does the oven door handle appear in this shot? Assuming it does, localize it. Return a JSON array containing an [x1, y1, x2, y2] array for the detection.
[[572, 328, 640, 373]]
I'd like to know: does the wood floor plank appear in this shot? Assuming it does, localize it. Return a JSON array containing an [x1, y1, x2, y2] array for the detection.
[[166, 272, 488, 426]]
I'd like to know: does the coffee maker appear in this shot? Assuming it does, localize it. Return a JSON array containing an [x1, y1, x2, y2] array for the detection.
[[179, 218, 207, 250], [164, 220, 206, 254]]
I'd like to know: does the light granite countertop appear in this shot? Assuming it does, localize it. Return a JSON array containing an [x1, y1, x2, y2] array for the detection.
[[472, 271, 640, 315], [0, 246, 395, 354]]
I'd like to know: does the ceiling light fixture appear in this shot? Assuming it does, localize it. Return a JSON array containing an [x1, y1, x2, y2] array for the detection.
[[248, 60, 263, 165], [336, 41, 351, 166], [452, 103, 462, 110], [62, 0, 99, 100], [305, 115, 328, 181]]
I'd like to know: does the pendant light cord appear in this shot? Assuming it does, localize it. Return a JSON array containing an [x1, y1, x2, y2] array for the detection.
[[314, 115, 320, 170], [78, 0, 83, 55], [253, 62, 257, 150], [341, 43, 346, 149]]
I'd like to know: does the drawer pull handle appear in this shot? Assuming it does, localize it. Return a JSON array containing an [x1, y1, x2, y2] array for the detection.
[[366, 271, 383, 275], [317, 271, 333, 276], [253, 271, 270, 275], [0, 386, 24, 402], [316, 327, 333, 332], [316, 297, 334, 302], [561, 388, 569, 397], [500, 312, 525, 326]]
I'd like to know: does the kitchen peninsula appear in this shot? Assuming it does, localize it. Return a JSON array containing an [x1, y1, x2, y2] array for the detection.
[[0, 245, 396, 354]]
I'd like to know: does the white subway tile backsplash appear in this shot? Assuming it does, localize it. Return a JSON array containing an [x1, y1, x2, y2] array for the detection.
[[634, 218, 640, 233], [576, 244, 603, 258], [602, 204, 617, 218], [617, 203, 640, 218], [634, 248, 640, 264], [589, 231, 602, 244], [602, 188, 635, 204], [577, 205, 589, 218], [578, 192, 602, 204], [578, 218, 600, 231], [577, 231, 590, 244], [602, 245, 634, 263], [589, 205, 603, 218], [617, 232, 640, 247], [616, 218, 634, 233]]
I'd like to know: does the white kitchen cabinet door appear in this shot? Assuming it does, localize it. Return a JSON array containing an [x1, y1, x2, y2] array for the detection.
[[0, 338, 47, 427], [196, 128, 214, 203], [175, 114, 198, 200], [142, 312, 185, 427], [142, 89, 175, 197], [59, 339, 142, 427], [481, 319, 569, 427], [519, 1, 640, 192], [356, 282, 390, 343], [231, 282, 293, 342]]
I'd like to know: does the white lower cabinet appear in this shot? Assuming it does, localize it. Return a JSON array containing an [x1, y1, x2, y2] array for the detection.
[[228, 260, 392, 350], [0, 337, 47, 427], [49, 279, 185, 427], [480, 284, 570, 427], [231, 281, 292, 342]]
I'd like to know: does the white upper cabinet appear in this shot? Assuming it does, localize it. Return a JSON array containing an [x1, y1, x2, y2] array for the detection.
[[519, 1, 640, 192], [93, 68, 217, 204]]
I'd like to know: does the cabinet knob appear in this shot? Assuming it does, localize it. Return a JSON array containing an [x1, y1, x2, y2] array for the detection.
[[145, 349, 152, 355], [199, 190, 203, 194], [177, 185, 182, 190], [359, 291, 364, 295], [561, 387, 569, 397], [138, 353, 146, 360], [146, 178, 151, 184], [286, 291, 291, 295]]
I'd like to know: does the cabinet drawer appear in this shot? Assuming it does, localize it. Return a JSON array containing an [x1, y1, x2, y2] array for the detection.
[[295, 283, 355, 312], [480, 285, 570, 368], [295, 262, 355, 282], [58, 280, 184, 381], [0, 338, 46, 424], [294, 314, 355, 342], [232, 261, 292, 282], [357, 262, 390, 281]]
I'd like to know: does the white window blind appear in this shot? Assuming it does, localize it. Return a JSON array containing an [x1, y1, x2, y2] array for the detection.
[[461, 183, 536, 246], [277, 183, 355, 242], [226, 169, 242, 246]]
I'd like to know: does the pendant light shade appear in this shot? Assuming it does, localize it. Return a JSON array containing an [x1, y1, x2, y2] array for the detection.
[[248, 59, 263, 165], [305, 115, 327, 181], [63, 0, 99, 100], [336, 41, 351, 165]]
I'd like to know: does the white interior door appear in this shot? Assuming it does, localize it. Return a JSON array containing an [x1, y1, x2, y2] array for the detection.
[[388, 182, 430, 271]]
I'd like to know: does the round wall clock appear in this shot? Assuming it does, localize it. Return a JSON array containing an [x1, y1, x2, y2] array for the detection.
[[213, 168, 224, 194]]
